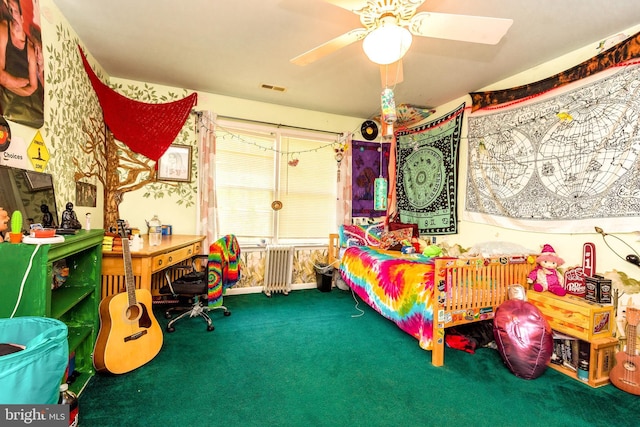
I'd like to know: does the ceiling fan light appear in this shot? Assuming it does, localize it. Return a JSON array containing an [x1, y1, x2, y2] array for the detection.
[[363, 23, 412, 65]]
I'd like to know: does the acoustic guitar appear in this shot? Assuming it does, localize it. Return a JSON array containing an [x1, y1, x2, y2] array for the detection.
[[610, 306, 640, 395], [93, 221, 163, 374]]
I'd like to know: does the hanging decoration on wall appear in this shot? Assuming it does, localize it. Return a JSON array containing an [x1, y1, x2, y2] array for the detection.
[[375, 103, 436, 130], [0, 1, 44, 130], [395, 103, 464, 235], [352, 140, 390, 217], [335, 143, 346, 182], [466, 63, 640, 233], [78, 46, 197, 161], [360, 120, 379, 141], [381, 88, 398, 125], [373, 177, 388, 211], [0, 116, 11, 153], [373, 136, 388, 211]]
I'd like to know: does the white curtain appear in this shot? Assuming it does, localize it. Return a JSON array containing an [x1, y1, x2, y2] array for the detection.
[[197, 111, 218, 251], [337, 133, 353, 227]]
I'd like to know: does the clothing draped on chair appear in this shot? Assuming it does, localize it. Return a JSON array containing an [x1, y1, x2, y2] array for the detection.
[[207, 234, 240, 309]]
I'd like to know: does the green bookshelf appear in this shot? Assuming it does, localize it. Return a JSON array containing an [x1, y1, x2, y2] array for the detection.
[[0, 229, 104, 395]]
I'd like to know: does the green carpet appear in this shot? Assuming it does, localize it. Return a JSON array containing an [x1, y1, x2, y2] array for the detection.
[[79, 290, 637, 427]]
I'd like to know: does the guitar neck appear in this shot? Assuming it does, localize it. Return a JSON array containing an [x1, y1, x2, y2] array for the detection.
[[627, 324, 637, 356], [121, 234, 137, 307], [626, 307, 639, 356]]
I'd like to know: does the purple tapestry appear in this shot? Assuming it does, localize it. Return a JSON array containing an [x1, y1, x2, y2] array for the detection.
[[352, 140, 390, 217]]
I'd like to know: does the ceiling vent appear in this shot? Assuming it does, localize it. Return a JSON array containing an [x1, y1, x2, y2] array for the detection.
[[261, 83, 286, 92]]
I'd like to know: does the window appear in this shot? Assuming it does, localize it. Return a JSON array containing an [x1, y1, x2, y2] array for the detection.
[[214, 119, 338, 245]]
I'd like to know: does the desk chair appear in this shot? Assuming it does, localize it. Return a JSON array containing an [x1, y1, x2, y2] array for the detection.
[[160, 256, 229, 332], [159, 234, 241, 332]]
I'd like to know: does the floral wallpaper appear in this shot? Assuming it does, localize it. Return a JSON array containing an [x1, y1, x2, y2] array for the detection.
[[42, 22, 103, 208], [39, 2, 328, 290], [108, 82, 197, 208], [41, 6, 197, 215]]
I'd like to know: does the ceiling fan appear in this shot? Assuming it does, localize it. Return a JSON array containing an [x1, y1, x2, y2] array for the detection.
[[291, 0, 513, 87]]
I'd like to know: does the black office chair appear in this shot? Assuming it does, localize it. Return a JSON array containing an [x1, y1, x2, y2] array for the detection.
[[159, 255, 231, 332]]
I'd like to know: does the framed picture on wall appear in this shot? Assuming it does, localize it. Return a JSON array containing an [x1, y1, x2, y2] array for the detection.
[[157, 144, 192, 182], [24, 170, 53, 191], [76, 182, 97, 207]]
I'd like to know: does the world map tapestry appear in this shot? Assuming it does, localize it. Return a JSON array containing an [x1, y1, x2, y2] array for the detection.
[[395, 103, 464, 235], [352, 139, 390, 217], [465, 63, 640, 233]]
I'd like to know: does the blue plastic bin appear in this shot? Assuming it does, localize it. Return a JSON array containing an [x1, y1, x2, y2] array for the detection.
[[0, 317, 68, 404]]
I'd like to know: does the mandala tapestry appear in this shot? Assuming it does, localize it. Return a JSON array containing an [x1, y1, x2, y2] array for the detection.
[[395, 103, 464, 235], [352, 139, 390, 217]]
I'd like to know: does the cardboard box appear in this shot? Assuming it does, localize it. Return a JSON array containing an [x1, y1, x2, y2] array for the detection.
[[526, 290, 614, 341]]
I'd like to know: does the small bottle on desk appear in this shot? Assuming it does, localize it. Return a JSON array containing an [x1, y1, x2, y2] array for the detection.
[[131, 234, 142, 251], [148, 214, 162, 246]]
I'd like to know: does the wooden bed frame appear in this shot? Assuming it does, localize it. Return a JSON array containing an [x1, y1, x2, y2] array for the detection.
[[328, 233, 534, 366]]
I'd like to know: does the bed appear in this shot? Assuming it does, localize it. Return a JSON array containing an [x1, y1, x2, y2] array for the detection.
[[330, 234, 534, 366]]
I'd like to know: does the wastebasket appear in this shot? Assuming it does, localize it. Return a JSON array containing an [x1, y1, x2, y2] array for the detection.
[[0, 317, 68, 404], [314, 263, 334, 292]]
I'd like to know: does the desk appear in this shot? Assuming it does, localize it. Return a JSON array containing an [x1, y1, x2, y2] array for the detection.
[[101, 234, 205, 299]]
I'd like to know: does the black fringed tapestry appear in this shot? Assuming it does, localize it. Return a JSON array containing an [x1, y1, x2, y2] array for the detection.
[[470, 31, 640, 112], [395, 103, 464, 235]]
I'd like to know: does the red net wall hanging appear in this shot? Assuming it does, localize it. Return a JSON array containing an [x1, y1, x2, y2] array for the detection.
[[78, 45, 197, 161]]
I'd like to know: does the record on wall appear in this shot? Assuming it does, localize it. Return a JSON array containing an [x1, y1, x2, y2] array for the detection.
[[0, 117, 11, 152], [360, 120, 378, 141]]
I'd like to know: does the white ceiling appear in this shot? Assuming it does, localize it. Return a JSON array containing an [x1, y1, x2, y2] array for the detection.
[[50, 0, 640, 120]]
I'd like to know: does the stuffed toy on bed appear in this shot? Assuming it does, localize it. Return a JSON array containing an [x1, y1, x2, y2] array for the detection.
[[527, 244, 566, 296]]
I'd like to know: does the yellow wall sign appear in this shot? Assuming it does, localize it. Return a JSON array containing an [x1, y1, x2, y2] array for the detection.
[[28, 131, 49, 172]]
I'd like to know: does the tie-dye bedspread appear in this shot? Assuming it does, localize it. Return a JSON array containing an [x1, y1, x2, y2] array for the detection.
[[340, 246, 435, 350]]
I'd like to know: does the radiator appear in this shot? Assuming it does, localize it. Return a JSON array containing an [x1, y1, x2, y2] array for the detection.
[[263, 245, 294, 296]]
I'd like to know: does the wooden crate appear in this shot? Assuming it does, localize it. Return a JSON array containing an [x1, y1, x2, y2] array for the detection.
[[589, 336, 618, 387], [526, 290, 614, 341]]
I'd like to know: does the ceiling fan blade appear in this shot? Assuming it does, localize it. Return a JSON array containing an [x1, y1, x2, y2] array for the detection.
[[380, 60, 403, 88], [290, 28, 368, 66], [323, 0, 370, 13], [409, 12, 513, 45]]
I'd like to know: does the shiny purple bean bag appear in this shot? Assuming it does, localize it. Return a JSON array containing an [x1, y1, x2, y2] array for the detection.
[[493, 299, 553, 379]]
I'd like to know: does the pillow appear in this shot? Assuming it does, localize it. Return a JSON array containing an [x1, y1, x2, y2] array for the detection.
[[338, 223, 383, 248], [466, 241, 535, 257], [389, 221, 419, 238], [379, 228, 413, 250]]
